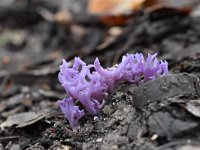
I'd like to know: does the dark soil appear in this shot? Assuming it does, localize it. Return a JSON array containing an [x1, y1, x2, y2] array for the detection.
[[1, 0, 200, 150]]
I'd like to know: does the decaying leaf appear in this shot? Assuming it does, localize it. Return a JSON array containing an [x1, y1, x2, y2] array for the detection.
[[1, 112, 47, 128], [88, 0, 145, 15], [88, 0, 145, 25], [100, 15, 132, 26], [87, 0, 195, 26]]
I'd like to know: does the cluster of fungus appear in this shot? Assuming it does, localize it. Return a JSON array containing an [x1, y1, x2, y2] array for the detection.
[[58, 53, 168, 130]]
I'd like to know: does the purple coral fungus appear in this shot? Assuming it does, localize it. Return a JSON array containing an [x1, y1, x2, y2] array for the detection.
[[58, 53, 169, 129], [58, 97, 84, 130]]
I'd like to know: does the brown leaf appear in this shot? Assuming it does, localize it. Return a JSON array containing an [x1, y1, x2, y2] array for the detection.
[[88, 0, 145, 15], [87, 0, 145, 26], [88, 0, 195, 26], [100, 15, 132, 26]]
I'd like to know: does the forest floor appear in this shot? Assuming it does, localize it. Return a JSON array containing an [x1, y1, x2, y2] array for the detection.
[[1, 0, 200, 150]]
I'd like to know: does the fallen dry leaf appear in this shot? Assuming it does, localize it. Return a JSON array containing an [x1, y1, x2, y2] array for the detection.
[[87, 0, 145, 26], [87, 0, 195, 26], [1, 112, 47, 128], [88, 0, 145, 15], [100, 15, 132, 26]]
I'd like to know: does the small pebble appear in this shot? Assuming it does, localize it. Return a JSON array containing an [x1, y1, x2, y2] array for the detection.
[[151, 134, 159, 141], [96, 138, 103, 142], [94, 116, 99, 121]]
